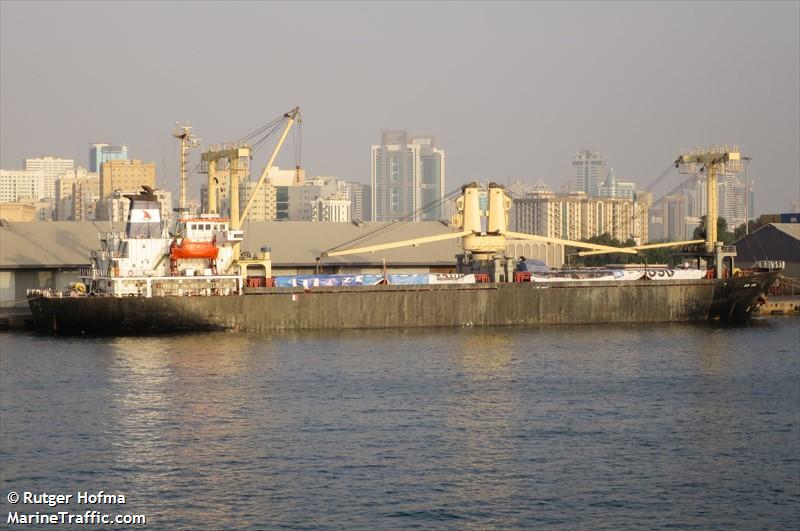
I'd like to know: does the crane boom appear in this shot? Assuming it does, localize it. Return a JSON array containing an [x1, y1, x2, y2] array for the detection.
[[323, 231, 471, 258], [577, 239, 705, 257], [502, 231, 638, 254], [238, 107, 300, 228]]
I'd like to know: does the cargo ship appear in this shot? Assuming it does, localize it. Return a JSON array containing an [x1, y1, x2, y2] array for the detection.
[[24, 114, 781, 334], [26, 183, 780, 335]]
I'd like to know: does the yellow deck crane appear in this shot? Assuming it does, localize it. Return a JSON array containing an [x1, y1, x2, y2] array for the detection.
[[199, 107, 300, 262], [322, 182, 638, 282], [193, 108, 300, 284], [576, 146, 743, 279]]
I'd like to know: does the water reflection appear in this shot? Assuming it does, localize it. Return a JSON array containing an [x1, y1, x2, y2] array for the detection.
[[442, 331, 521, 519], [105, 333, 273, 524], [2, 320, 796, 529], [456, 330, 516, 378]]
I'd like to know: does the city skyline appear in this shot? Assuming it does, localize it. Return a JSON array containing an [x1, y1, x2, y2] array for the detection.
[[1, 2, 797, 215]]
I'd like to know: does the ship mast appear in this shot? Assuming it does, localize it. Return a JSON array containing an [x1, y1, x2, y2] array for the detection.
[[173, 123, 200, 215]]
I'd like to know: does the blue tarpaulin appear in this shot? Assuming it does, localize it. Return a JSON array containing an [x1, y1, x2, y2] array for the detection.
[[273, 273, 432, 288], [386, 274, 430, 285], [273, 274, 383, 288]]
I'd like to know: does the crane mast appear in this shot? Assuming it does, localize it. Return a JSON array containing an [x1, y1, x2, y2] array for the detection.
[[172, 123, 200, 214], [677, 146, 743, 253]]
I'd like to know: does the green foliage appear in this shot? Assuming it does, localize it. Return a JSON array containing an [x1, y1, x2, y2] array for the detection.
[[639, 247, 672, 264], [569, 232, 703, 268], [573, 233, 637, 267], [693, 215, 736, 244]]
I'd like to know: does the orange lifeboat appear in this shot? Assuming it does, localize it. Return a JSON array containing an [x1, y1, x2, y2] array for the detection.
[[170, 239, 219, 260]]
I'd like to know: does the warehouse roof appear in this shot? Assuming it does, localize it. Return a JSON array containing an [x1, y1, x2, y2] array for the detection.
[[0, 220, 463, 268], [770, 223, 800, 239], [735, 223, 800, 263], [0, 221, 120, 268], [241, 221, 461, 266]]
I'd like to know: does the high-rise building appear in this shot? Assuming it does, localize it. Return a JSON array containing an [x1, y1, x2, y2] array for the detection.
[[1, 170, 49, 203], [512, 190, 648, 244], [229, 166, 308, 222], [511, 185, 555, 237], [24, 156, 75, 176], [54, 167, 98, 220], [236, 181, 277, 221], [572, 150, 606, 198], [2, 157, 75, 206], [89, 143, 128, 173], [411, 136, 446, 220], [693, 178, 707, 218], [223, 171, 352, 222], [311, 194, 351, 222], [346, 181, 371, 221], [661, 193, 690, 241], [24, 156, 75, 199], [648, 205, 664, 241], [371, 131, 445, 222], [72, 174, 101, 221], [719, 174, 750, 228], [54, 174, 77, 220], [682, 173, 753, 230], [99, 159, 156, 199], [287, 177, 350, 221], [599, 169, 638, 200]]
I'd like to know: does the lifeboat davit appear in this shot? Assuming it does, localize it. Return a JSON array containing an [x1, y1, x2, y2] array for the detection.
[[170, 239, 219, 260]]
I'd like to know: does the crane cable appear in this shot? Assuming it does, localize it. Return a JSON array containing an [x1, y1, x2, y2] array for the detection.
[[502, 160, 706, 248], [321, 186, 464, 255], [239, 114, 287, 144]]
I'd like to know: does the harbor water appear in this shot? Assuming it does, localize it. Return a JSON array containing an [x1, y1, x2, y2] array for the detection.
[[1, 319, 798, 529]]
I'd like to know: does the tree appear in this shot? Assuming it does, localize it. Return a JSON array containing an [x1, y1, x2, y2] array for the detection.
[[693, 215, 735, 244], [573, 233, 637, 267], [733, 220, 758, 241]]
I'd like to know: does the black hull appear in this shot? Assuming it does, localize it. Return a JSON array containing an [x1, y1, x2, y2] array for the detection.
[[27, 272, 779, 335]]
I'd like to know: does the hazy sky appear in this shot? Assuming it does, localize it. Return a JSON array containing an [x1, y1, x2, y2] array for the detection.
[[1, 1, 798, 214]]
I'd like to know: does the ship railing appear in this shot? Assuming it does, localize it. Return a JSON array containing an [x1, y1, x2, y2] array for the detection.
[[753, 260, 785, 271], [27, 288, 77, 299], [149, 276, 241, 297], [101, 231, 127, 240]]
